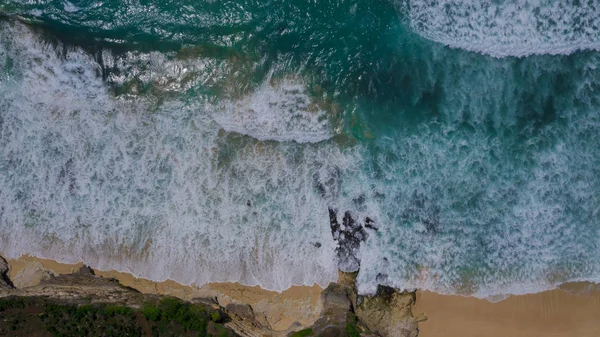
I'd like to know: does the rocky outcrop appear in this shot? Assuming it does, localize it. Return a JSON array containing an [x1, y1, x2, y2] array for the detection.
[[308, 282, 354, 336], [1, 254, 426, 337], [0, 255, 13, 290], [355, 286, 426, 337], [3, 263, 156, 308], [11, 260, 56, 288], [285, 271, 425, 337], [223, 302, 274, 336], [196, 282, 323, 335], [328, 209, 377, 272]]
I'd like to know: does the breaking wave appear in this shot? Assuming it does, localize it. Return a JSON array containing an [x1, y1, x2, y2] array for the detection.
[[404, 0, 600, 57], [2, 0, 600, 301]]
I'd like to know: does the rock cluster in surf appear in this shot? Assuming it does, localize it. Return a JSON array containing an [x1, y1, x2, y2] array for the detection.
[[329, 208, 378, 273]]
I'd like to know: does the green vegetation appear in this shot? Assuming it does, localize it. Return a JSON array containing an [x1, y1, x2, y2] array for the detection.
[[211, 323, 231, 337], [211, 310, 222, 322], [346, 311, 361, 337], [290, 328, 314, 337], [0, 296, 229, 337], [0, 297, 27, 311], [41, 302, 140, 336], [346, 322, 361, 337], [104, 304, 136, 317], [152, 296, 218, 333], [142, 302, 162, 321]]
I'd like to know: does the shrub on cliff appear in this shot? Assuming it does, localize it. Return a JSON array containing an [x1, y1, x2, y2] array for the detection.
[[0, 296, 232, 337], [142, 303, 162, 321]]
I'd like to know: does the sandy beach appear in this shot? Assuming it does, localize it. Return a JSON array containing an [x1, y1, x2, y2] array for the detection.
[[415, 285, 600, 337], [5, 254, 600, 336]]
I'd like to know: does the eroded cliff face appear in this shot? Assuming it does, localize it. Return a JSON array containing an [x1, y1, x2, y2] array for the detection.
[[0, 256, 13, 290], [295, 271, 424, 337], [2, 264, 150, 306], [0, 255, 237, 337], [0, 255, 424, 337], [355, 286, 427, 337]]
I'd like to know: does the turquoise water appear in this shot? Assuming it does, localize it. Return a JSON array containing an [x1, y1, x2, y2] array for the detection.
[[1, 0, 600, 299]]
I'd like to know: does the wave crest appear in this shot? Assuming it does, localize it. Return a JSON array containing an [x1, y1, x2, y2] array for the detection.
[[213, 78, 334, 143], [406, 0, 600, 57]]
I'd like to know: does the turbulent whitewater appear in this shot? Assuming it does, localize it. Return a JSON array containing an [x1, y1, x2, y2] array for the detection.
[[406, 0, 600, 57], [1, 0, 600, 299]]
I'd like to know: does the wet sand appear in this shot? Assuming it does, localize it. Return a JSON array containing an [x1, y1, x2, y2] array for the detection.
[[414, 285, 600, 337], [6, 254, 600, 336]]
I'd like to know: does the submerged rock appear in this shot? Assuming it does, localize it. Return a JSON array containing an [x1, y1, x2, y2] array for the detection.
[[401, 191, 441, 235]]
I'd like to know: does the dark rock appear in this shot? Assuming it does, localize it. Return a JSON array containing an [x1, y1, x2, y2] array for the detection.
[[321, 283, 352, 314], [75, 265, 95, 276], [328, 209, 369, 272], [192, 296, 219, 307], [320, 325, 343, 337], [352, 194, 366, 211], [376, 273, 389, 283], [364, 217, 378, 231], [224, 303, 270, 330], [402, 191, 441, 234], [305, 282, 353, 337], [0, 255, 14, 289], [225, 303, 255, 321], [313, 166, 340, 200]]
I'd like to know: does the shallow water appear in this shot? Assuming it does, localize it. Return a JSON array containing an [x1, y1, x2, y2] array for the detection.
[[1, 0, 600, 299]]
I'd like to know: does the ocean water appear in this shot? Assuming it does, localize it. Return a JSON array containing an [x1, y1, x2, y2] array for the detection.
[[1, 0, 600, 300]]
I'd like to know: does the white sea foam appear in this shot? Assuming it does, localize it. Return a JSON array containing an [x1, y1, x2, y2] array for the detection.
[[3, 19, 600, 300], [351, 52, 600, 298], [213, 79, 333, 143], [352, 132, 600, 298], [405, 0, 600, 57], [0, 21, 353, 291]]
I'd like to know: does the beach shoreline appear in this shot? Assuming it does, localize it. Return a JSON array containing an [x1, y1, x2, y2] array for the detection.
[[4, 253, 600, 336], [4, 254, 324, 333]]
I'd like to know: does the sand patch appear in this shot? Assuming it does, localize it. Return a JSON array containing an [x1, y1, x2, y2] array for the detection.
[[415, 286, 600, 337]]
